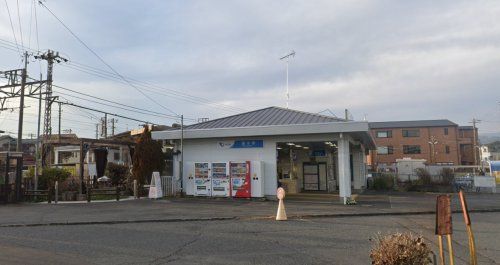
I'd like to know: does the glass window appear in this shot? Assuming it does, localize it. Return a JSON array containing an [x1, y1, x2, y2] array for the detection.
[[446, 145, 450, 154], [376, 130, 392, 138], [444, 128, 449, 135], [402, 129, 420, 137], [114, 152, 120, 161], [376, 146, 393, 155], [403, 145, 421, 154]]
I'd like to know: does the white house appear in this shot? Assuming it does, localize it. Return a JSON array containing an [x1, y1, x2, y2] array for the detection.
[[152, 107, 375, 203]]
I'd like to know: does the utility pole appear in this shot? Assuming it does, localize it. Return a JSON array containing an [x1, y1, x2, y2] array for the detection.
[[180, 114, 184, 194], [470, 118, 481, 169], [16, 52, 29, 152], [58, 102, 62, 140], [35, 50, 67, 138], [280, 50, 295, 109], [109, 118, 117, 136], [95, 123, 99, 139], [101, 114, 108, 138], [35, 74, 43, 191]]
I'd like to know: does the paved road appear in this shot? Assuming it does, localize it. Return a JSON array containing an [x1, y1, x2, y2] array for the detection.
[[1, 193, 500, 226], [0, 212, 498, 265]]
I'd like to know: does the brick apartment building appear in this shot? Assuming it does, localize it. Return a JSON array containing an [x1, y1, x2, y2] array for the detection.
[[367, 120, 478, 171]]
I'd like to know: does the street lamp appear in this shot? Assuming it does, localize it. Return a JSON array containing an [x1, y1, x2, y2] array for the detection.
[[428, 136, 438, 164]]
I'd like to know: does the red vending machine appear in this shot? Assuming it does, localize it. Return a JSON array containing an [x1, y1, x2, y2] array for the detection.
[[230, 161, 251, 198]]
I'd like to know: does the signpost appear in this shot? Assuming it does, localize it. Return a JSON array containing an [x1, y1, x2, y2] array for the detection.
[[435, 195, 454, 265], [148, 172, 163, 199]]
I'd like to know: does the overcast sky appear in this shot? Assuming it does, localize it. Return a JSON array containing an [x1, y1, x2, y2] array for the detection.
[[1, 0, 499, 138]]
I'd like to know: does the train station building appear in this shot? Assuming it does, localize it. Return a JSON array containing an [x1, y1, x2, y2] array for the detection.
[[152, 107, 375, 203]]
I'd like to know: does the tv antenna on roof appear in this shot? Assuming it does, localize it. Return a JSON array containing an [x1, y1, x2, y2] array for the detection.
[[280, 50, 295, 109]]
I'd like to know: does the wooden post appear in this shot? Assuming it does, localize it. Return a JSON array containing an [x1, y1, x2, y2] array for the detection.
[[54, 181, 58, 204], [133, 179, 138, 199], [48, 186, 52, 204], [459, 190, 477, 265], [436, 195, 453, 265], [86, 184, 91, 203], [437, 235, 445, 265], [447, 234, 454, 265]]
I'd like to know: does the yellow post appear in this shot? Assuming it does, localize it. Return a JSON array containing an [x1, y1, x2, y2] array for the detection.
[[447, 234, 454, 265], [459, 191, 477, 265], [438, 235, 446, 265]]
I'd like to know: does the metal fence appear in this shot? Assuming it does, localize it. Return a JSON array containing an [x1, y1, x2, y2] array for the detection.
[[161, 176, 176, 197]]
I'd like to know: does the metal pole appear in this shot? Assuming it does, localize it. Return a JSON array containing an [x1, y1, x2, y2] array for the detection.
[[104, 113, 108, 138], [180, 115, 184, 194], [35, 74, 42, 191], [58, 102, 62, 140], [17, 52, 28, 152], [286, 59, 289, 109]]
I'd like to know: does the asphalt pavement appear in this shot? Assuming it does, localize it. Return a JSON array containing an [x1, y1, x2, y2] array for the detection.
[[0, 212, 498, 265], [0, 193, 499, 264]]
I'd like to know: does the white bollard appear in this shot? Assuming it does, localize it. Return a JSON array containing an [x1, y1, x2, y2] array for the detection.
[[276, 187, 287, 221]]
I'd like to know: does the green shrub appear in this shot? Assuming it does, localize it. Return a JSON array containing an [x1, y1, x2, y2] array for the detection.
[[415, 168, 431, 185], [439, 168, 454, 185], [372, 174, 394, 190], [106, 162, 129, 186], [39, 167, 71, 189]]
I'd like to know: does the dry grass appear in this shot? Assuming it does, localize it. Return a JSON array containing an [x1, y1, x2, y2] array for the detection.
[[370, 232, 432, 265]]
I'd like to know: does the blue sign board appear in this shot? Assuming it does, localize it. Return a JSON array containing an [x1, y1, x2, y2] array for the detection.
[[231, 140, 264, 148], [311, 150, 326, 157]]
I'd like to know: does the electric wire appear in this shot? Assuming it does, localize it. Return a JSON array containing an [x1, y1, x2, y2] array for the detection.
[[0, 37, 246, 114], [16, 0, 24, 47], [3, 0, 21, 56], [38, 1, 179, 117], [53, 86, 194, 121]]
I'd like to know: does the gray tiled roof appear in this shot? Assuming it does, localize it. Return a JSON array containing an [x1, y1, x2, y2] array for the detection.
[[185, 106, 344, 129], [369, 119, 457, 129]]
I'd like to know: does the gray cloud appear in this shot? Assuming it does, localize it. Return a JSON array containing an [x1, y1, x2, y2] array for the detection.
[[1, 0, 499, 138]]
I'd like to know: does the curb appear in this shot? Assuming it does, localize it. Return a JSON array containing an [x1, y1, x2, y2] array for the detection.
[[0, 217, 237, 228], [1, 208, 499, 228], [279, 208, 500, 220]]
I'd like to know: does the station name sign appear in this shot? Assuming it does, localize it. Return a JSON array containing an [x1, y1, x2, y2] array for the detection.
[[218, 140, 264, 149]]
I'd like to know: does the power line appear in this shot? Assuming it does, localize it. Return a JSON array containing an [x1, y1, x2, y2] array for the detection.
[[16, 0, 23, 47], [38, 1, 180, 117], [51, 83, 190, 120], [66, 61, 248, 113], [53, 89, 187, 121], [3, 0, 21, 56], [0, 37, 247, 114]]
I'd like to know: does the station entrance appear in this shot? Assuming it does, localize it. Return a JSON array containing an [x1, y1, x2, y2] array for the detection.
[[276, 141, 343, 194]]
